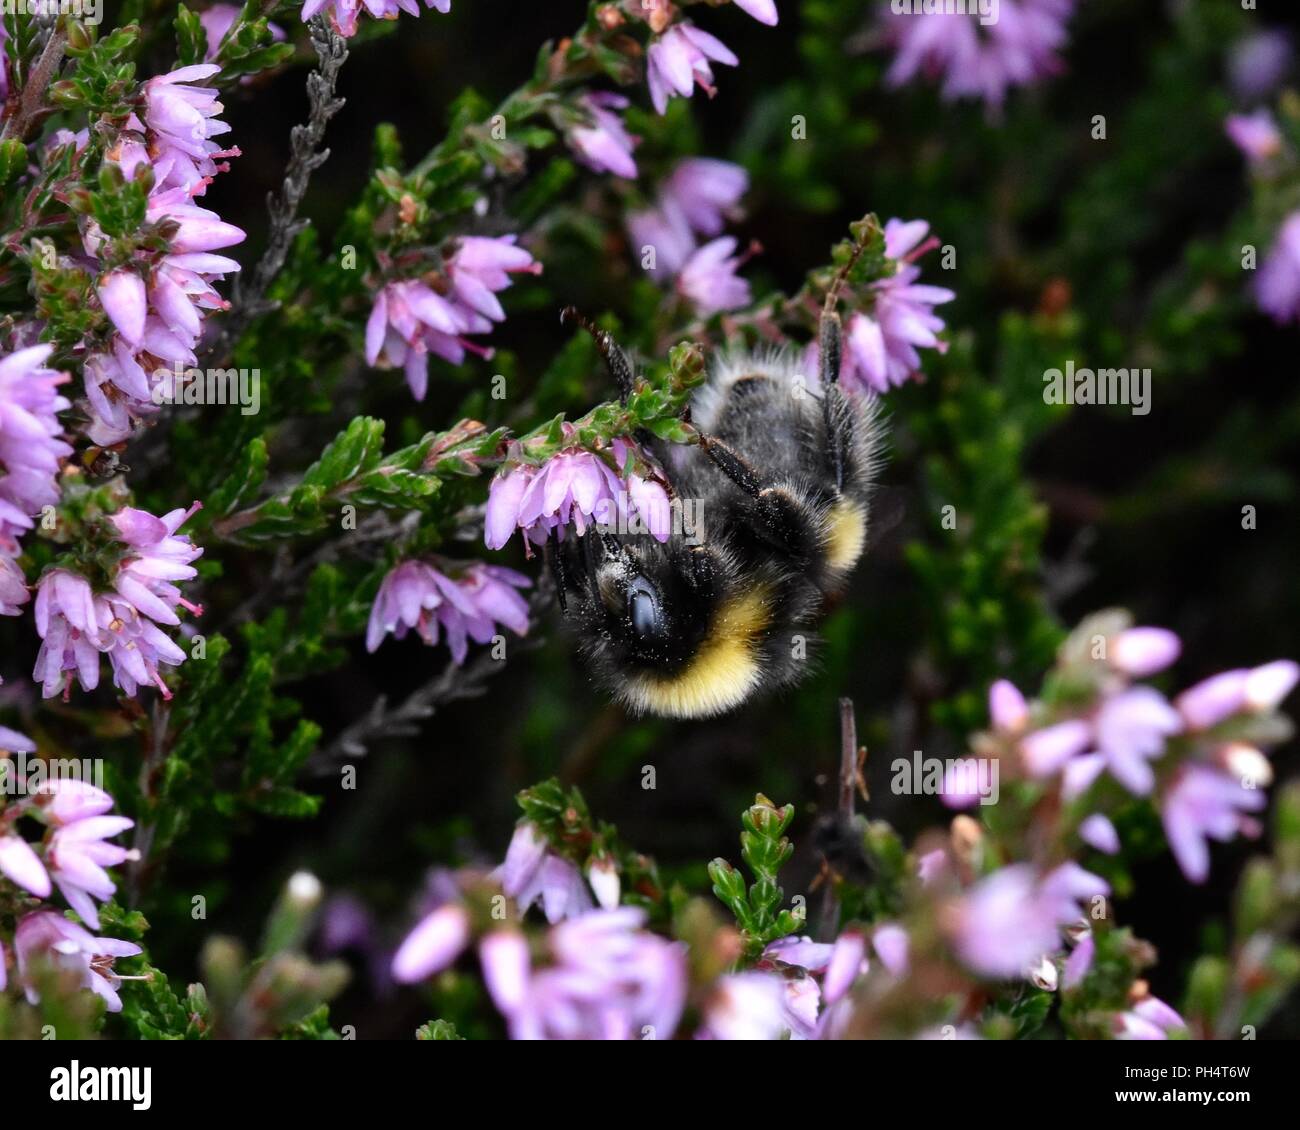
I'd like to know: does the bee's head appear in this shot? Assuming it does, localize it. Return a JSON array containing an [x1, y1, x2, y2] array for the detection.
[[556, 533, 775, 719]]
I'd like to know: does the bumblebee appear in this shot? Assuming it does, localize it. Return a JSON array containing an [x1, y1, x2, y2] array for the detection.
[[550, 302, 881, 720]]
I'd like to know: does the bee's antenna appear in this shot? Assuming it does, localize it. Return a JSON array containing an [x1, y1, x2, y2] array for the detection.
[[560, 306, 634, 404]]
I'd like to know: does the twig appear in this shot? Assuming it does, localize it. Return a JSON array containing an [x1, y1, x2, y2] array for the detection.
[[307, 589, 551, 777], [0, 26, 67, 143], [817, 696, 868, 939], [206, 17, 349, 362], [127, 697, 170, 905]]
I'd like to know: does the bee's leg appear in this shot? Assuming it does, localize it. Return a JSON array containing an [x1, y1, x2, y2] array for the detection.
[[819, 309, 849, 493], [560, 306, 634, 404], [699, 434, 819, 559], [544, 530, 569, 614]]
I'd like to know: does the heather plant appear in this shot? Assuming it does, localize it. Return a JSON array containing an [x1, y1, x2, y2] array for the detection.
[[0, 0, 1297, 1043]]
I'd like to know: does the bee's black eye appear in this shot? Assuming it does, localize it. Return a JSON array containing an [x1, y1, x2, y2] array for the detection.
[[627, 576, 663, 637]]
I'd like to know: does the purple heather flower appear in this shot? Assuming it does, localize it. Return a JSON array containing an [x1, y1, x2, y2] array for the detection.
[[47, 812, 135, 929], [0, 556, 29, 616], [1228, 30, 1292, 102], [1117, 994, 1186, 1040], [97, 270, 148, 350], [1255, 212, 1300, 325], [1176, 659, 1299, 730], [733, 0, 778, 27], [366, 559, 530, 662], [1111, 627, 1181, 677], [143, 64, 239, 194], [1062, 931, 1094, 989], [1162, 765, 1266, 884], [662, 159, 749, 239], [872, 923, 910, 976], [486, 908, 688, 1040], [829, 218, 954, 395], [627, 204, 697, 278], [32, 570, 101, 698], [0, 725, 35, 752], [1079, 812, 1120, 855], [14, 910, 142, 1013], [31, 779, 116, 826], [390, 903, 472, 982], [0, 345, 73, 557], [1038, 861, 1109, 926], [0, 22, 8, 107], [1020, 718, 1091, 777], [493, 822, 594, 923], [1226, 110, 1284, 164], [884, 0, 1076, 110], [950, 864, 1064, 980], [1092, 687, 1182, 796], [989, 678, 1028, 732], [95, 593, 191, 698], [200, 4, 285, 63], [303, 0, 449, 39], [568, 93, 639, 179], [0, 834, 51, 898], [700, 971, 789, 1040], [646, 24, 738, 116], [677, 236, 752, 315], [366, 237, 537, 400], [484, 434, 672, 551], [110, 503, 205, 627]]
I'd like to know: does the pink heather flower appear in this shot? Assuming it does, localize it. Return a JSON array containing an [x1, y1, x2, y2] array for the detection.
[[365, 559, 530, 662], [568, 93, 639, 179], [951, 864, 1092, 980], [1226, 110, 1283, 164], [110, 503, 204, 627], [14, 910, 142, 1013], [0, 834, 51, 898], [200, 4, 285, 63], [700, 971, 789, 1040], [1176, 660, 1299, 729], [764, 931, 870, 1037], [646, 24, 738, 116], [32, 570, 101, 697], [884, 0, 1076, 109], [872, 923, 910, 976], [493, 822, 593, 923], [97, 270, 148, 349], [47, 812, 135, 929], [390, 903, 472, 982], [31, 779, 116, 826], [1117, 994, 1186, 1040], [1091, 686, 1182, 796], [988, 679, 1028, 732], [626, 204, 697, 278], [95, 593, 191, 698], [1062, 930, 1094, 989], [0, 725, 36, 752], [677, 236, 752, 315], [1162, 765, 1266, 884], [303, 0, 449, 39], [662, 159, 749, 239], [1079, 812, 1120, 855], [485, 908, 688, 1040], [1020, 718, 1091, 777], [366, 237, 537, 400], [0, 22, 8, 106], [0, 345, 73, 556], [143, 64, 238, 193], [834, 218, 954, 395], [1229, 30, 1292, 102], [1255, 212, 1300, 325], [1, 556, 30, 616], [1111, 627, 1181, 677], [733, 0, 778, 26], [484, 435, 671, 551]]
